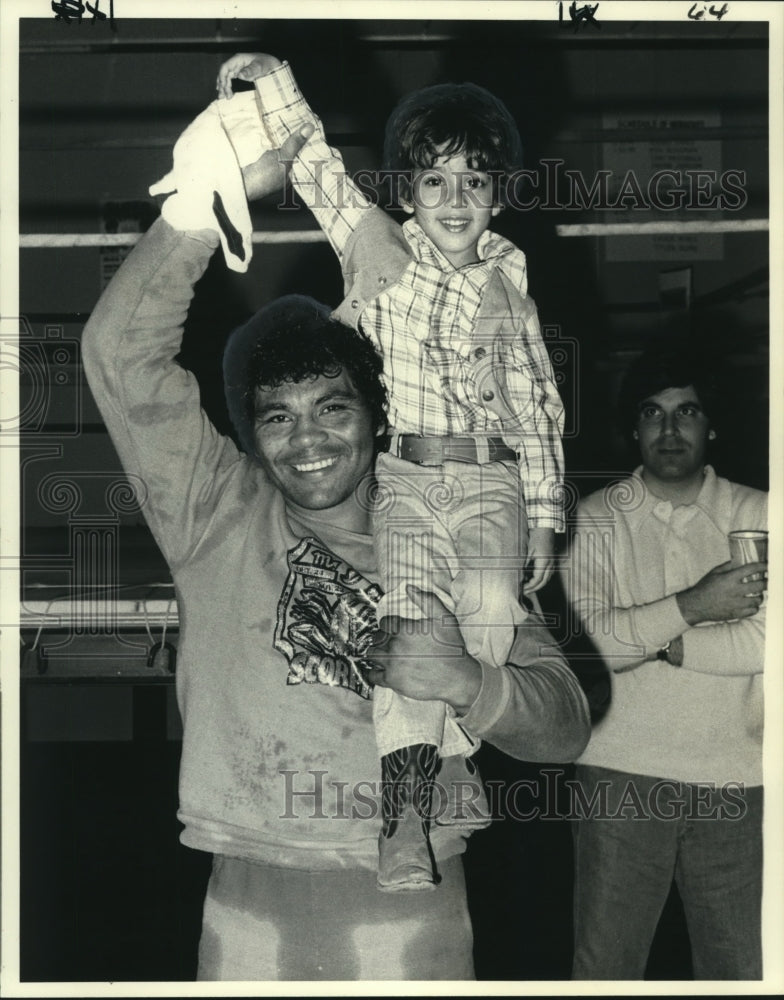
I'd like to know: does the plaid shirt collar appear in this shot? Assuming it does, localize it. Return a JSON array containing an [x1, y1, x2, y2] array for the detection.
[[402, 219, 525, 293]]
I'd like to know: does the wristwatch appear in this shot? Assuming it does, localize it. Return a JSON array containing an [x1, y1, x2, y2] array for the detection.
[[656, 641, 672, 663]]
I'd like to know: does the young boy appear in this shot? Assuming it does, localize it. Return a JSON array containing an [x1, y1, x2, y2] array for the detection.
[[216, 53, 566, 892]]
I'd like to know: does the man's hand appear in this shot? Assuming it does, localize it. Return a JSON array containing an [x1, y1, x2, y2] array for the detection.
[[365, 586, 482, 714], [217, 52, 282, 100], [522, 526, 556, 594], [240, 125, 313, 201], [676, 560, 767, 625]]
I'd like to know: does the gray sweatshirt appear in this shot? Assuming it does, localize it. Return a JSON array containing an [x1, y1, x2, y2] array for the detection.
[[81, 217, 590, 870]]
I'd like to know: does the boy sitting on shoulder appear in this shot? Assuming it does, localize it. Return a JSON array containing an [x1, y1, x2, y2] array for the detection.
[[216, 51, 566, 893]]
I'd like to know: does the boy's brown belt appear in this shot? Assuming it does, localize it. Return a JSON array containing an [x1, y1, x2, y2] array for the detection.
[[388, 434, 517, 467]]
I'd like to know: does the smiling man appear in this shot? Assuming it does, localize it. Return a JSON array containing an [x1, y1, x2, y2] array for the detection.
[[223, 294, 388, 527], [81, 104, 589, 982], [253, 372, 378, 515], [562, 344, 768, 981]]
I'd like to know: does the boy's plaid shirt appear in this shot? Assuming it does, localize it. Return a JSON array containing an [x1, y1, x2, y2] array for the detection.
[[256, 63, 565, 530]]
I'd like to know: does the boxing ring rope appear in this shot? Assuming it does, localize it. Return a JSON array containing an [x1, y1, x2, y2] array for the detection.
[[19, 218, 769, 248], [22, 585, 179, 629], [555, 219, 769, 237], [19, 231, 330, 248]]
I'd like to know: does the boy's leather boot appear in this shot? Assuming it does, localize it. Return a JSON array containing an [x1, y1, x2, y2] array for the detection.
[[377, 743, 439, 891], [433, 753, 492, 831]]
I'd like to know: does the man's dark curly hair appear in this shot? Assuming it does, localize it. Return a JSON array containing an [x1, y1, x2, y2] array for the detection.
[[223, 294, 388, 460], [617, 336, 720, 441], [382, 82, 523, 206]]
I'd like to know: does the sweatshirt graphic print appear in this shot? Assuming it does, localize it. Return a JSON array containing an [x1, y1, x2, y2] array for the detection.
[[274, 536, 381, 700]]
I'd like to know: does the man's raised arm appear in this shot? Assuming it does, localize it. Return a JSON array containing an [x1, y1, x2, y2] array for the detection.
[[81, 130, 307, 572]]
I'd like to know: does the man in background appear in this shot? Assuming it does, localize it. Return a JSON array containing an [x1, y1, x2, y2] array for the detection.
[[563, 344, 767, 980]]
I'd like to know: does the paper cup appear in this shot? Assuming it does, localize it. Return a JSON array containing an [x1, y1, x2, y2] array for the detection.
[[728, 530, 767, 580]]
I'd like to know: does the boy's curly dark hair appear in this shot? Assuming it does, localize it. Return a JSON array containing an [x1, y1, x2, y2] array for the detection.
[[382, 82, 523, 206], [223, 294, 388, 459]]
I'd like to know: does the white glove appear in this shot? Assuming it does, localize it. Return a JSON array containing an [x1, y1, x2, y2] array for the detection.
[[149, 92, 273, 272]]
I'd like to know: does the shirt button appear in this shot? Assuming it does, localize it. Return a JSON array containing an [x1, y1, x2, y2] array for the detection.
[[474, 347, 487, 359], [482, 389, 495, 401], [378, 276, 387, 285], [351, 299, 359, 309]]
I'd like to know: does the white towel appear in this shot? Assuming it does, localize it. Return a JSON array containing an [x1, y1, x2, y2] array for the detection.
[[149, 92, 273, 272]]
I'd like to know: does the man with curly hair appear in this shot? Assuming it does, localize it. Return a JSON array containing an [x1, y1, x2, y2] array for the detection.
[[82, 100, 589, 982]]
